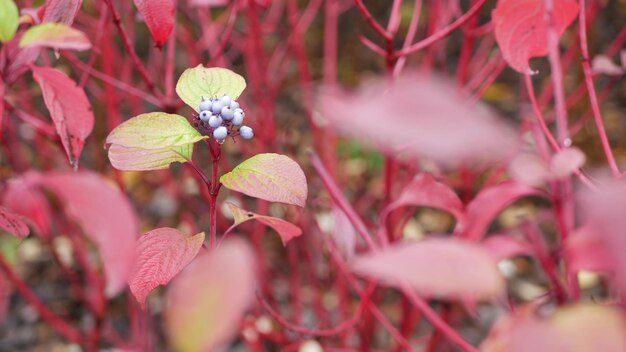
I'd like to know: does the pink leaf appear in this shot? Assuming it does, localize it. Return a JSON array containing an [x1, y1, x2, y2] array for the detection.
[[549, 147, 585, 178], [226, 202, 302, 245], [0, 78, 4, 134], [482, 235, 533, 262], [190, 0, 230, 7], [40, 0, 83, 24], [481, 304, 626, 352], [2, 177, 52, 238], [37, 172, 139, 296], [564, 226, 612, 274], [2, 33, 41, 84], [352, 238, 505, 300], [129, 228, 205, 308], [508, 153, 551, 186], [19, 23, 91, 51], [492, 0, 579, 74], [579, 180, 626, 293], [384, 173, 465, 226], [462, 181, 544, 241], [165, 239, 255, 352], [0, 206, 29, 239], [331, 206, 357, 259], [591, 55, 624, 76], [32, 66, 94, 169], [133, 0, 174, 49], [318, 73, 519, 167]]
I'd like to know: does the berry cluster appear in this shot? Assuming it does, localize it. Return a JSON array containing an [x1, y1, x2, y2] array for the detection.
[[193, 96, 254, 142]]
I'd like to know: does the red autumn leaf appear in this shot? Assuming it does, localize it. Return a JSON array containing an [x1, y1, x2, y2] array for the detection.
[[351, 238, 505, 300], [129, 228, 205, 308], [462, 181, 544, 241], [40, 0, 83, 24], [0, 206, 29, 239], [165, 239, 255, 351], [226, 202, 302, 245], [1, 177, 52, 238], [38, 171, 139, 297], [32, 66, 94, 169], [492, 0, 579, 74], [133, 0, 175, 49], [383, 173, 465, 227]]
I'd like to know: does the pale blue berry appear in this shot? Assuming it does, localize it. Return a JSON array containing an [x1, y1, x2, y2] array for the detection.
[[219, 96, 232, 107], [198, 99, 212, 112], [230, 100, 240, 110], [211, 101, 224, 114], [199, 111, 211, 122], [232, 111, 244, 126], [221, 106, 234, 121], [208, 115, 223, 128], [213, 126, 228, 141], [239, 126, 254, 140], [234, 108, 245, 118]]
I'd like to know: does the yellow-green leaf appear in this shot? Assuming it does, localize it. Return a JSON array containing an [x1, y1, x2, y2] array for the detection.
[[0, 0, 19, 43], [19, 23, 91, 51], [220, 153, 307, 207], [106, 112, 205, 150], [107, 144, 194, 171], [175, 65, 246, 111]]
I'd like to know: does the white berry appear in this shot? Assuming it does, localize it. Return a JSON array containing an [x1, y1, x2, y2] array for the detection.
[[230, 100, 240, 110], [199, 111, 211, 122], [208, 115, 223, 128], [198, 99, 212, 112], [221, 106, 234, 121], [213, 126, 228, 140], [211, 101, 224, 114], [232, 111, 244, 126], [219, 96, 232, 107], [239, 126, 254, 140]]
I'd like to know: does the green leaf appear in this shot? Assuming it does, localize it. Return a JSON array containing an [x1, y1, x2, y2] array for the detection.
[[105, 112, 204, 171], [19, 23, 91, 51], [220, 153, 307, 207], [106, 112, 205, 150], [0, 0, 19, 43], [175, 65, 246, 111]]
